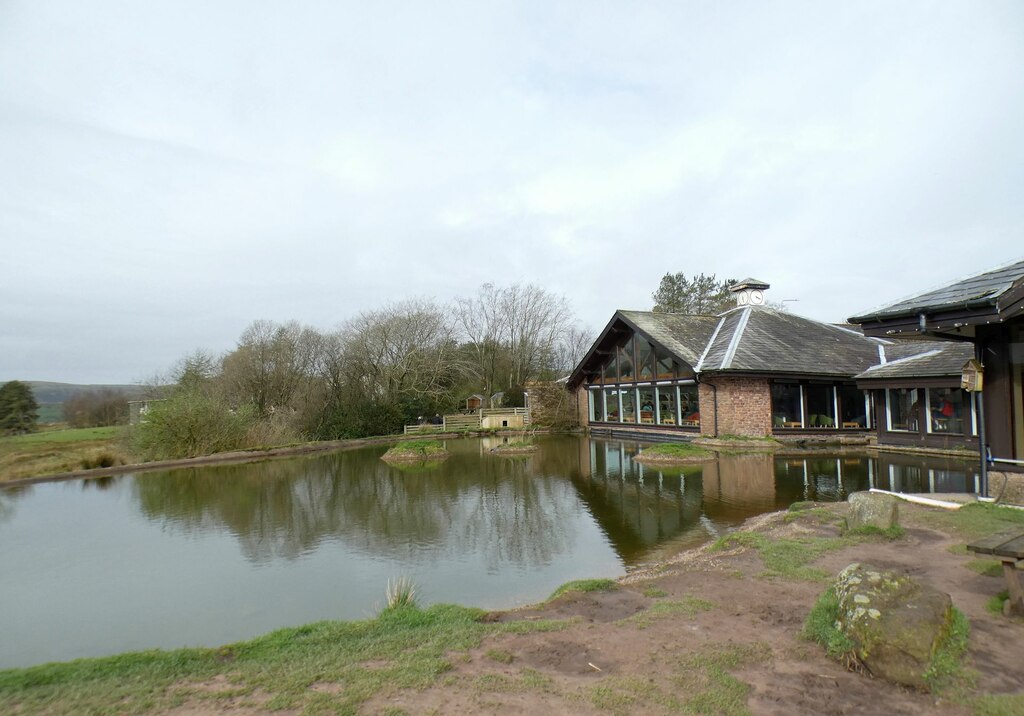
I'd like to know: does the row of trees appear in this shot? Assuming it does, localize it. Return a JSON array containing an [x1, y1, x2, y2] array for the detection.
[[136, 284, 593, 458]]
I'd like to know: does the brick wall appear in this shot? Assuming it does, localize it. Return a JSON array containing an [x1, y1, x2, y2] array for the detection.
[[698, 376, 773, 437]]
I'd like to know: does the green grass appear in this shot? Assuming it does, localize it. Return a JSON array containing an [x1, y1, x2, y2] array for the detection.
[[637, 443, 713, 460], [382, 440, 448, 461], [710, 434, 781, 443], [802, 587, 857, 662], [843, 524, 905, 540], [966, 559, 1003, 578], [985, 590, 1010, 615], [711, 531, 846, 581], [484, 649, 514, 664], [642, 586, 668, 598], [924, 607, 972, 693], [548, 578, 618, 600], [626, 596, 714, 628], [973, 693, 1024, 716], [0, 604, 565, 715], [0, 426, 128, 482], [588, 643, 769, 715], [914, 502, 1024, 541]]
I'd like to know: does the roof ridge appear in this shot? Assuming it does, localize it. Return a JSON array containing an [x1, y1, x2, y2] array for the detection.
[[720, 308, 752, 370], [862, 348, 943, 372], [695, 315, 727, 371]]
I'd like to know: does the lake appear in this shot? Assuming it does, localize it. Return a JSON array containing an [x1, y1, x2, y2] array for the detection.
[[0, 434, 979, 668]]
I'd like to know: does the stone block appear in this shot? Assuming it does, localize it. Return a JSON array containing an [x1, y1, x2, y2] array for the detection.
[[833, 563, 953, 689], [847, 491, 899, 530]]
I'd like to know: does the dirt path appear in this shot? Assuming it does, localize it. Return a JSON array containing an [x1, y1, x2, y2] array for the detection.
[[362, 505, 1022, 715], [162, 502, 1023, 715]]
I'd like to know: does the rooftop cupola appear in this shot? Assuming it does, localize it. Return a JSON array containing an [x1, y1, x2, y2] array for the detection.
[[730, 278, 770, 306]]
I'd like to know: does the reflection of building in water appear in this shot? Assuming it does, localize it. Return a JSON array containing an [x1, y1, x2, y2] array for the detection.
[[701, 453, 776, 512], [572, 440, 706, 561], [870, 453, 979, 494]]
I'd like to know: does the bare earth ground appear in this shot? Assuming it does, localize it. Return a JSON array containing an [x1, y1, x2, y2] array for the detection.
[[167, 503, 1024, 715]]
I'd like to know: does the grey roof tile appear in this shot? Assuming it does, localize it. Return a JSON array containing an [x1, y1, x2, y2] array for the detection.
[[855, 342, 975, 380], [850, 258, 1024, 322], [617, 311, 720, 366]]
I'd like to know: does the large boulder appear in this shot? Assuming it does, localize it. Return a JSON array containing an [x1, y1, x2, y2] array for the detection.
[[833, 563, 952, 689], [847, 491, 899, 530]]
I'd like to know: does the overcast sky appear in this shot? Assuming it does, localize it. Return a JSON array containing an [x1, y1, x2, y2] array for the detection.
[[2, 1, 1022, 384]]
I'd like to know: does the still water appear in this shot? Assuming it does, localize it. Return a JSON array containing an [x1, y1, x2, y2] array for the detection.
[[0, 435, 978, 668]]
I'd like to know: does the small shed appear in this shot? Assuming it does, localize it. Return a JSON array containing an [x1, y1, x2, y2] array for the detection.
[[465, 394, 485, 411]]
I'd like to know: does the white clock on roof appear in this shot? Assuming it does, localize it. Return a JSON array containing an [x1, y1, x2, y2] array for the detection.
[[729, 278, 771, 307]]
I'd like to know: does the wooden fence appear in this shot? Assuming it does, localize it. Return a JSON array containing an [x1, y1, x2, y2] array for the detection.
[[403, 408, 530, 434]]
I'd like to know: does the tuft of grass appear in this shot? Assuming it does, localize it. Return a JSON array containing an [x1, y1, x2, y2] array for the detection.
[[384, 577, 418, 611], [636, 443, 713, 460], [843, 524, 905, 540], [642, 586, 668, 598], [711, 532, 842, 581], [965, 559, 1003, 578], [485, 649, 513, 664], [383, 440, 447, 460], [924, 607, 972, 694], [548, 578, 618, 601], [986, 590, 1010, 616], [973, 694, 1024, 716], [802, 587, 857, 663], [674, 643, 771, 715], [626, 595, 714, 628]]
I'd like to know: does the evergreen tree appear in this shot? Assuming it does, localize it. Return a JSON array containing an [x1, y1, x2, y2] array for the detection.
[[0, 380, 39, 435], [651, 273, 735, 314]]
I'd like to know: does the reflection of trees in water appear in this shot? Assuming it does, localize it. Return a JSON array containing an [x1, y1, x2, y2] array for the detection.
[[0, 484, 32, 524], [133, 444, 577, 568]]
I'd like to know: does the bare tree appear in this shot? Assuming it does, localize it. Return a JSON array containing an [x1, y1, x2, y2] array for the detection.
[[221, 320, 321, 416]]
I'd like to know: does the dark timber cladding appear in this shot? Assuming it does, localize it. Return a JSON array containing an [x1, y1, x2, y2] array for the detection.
[[849, 258, 1024, 466]]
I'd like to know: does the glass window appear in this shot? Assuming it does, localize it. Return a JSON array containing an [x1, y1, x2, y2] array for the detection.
[[838, 385, 867, 428], [806, 384, 836, 428], [771, 383, 802, 428], [637, 341, 654, 380], [656, 348, 675, 380], [589, 390, 603, 422], [618, 337, 634, 382], [620, 387, 636, 423], [603, 388, 620, 422], [926, 387, 969, 435], [887, 388, 921, 432], [601, 353, 616, 384], [638, 388, 655, 423], [680, 386, 700, 427], [657, 386, 677, 425]]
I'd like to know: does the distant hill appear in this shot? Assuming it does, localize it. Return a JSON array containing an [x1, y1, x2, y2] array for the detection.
[[26, 381, 147, 405]]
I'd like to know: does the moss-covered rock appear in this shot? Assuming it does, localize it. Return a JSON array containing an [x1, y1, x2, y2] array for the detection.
[[832, 563, 952, 689], [847, 492, 899, 531]]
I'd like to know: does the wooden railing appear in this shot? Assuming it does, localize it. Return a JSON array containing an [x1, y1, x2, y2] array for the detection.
[[403, 408, 531, 434]]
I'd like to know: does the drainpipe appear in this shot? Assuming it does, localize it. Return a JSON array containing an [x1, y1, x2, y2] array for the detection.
[[975, 342, 989, 498]]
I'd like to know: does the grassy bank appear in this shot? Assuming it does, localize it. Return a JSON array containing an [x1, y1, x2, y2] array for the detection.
[[0, 426, 127, 482], [0, 603, 564, 715]]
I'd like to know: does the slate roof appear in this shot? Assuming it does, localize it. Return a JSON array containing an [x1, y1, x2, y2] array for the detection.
[[697, 307, 883, 377], [567, 305, 969, 388], [855, 342, 974, 381], [850, 258, 1024, 323], [616, 311, 720, 367]]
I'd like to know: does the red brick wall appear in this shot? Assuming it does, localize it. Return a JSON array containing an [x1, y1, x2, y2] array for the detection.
[[698, 377, 773, 437], [576, 387, 589, 427]]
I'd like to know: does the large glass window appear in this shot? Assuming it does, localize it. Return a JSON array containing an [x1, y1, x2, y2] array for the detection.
[[771, 383, 802, 428], [806, 384, 836, 428], [589, 389, 603, 422], [618, 337, 634, 382], [621, 387, 636, 423], [603, 388, 620, 422], [657, 386, 677, 425], [656, 348, 675, 380], [887, 388, 921, 432], [601, 354, 616, 384], [637, 341, 654, 380], [638, 388, 655, 423], [680, 386, 700, 427], [838, 385, 868, 428], [926, 388, 971, 435]]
